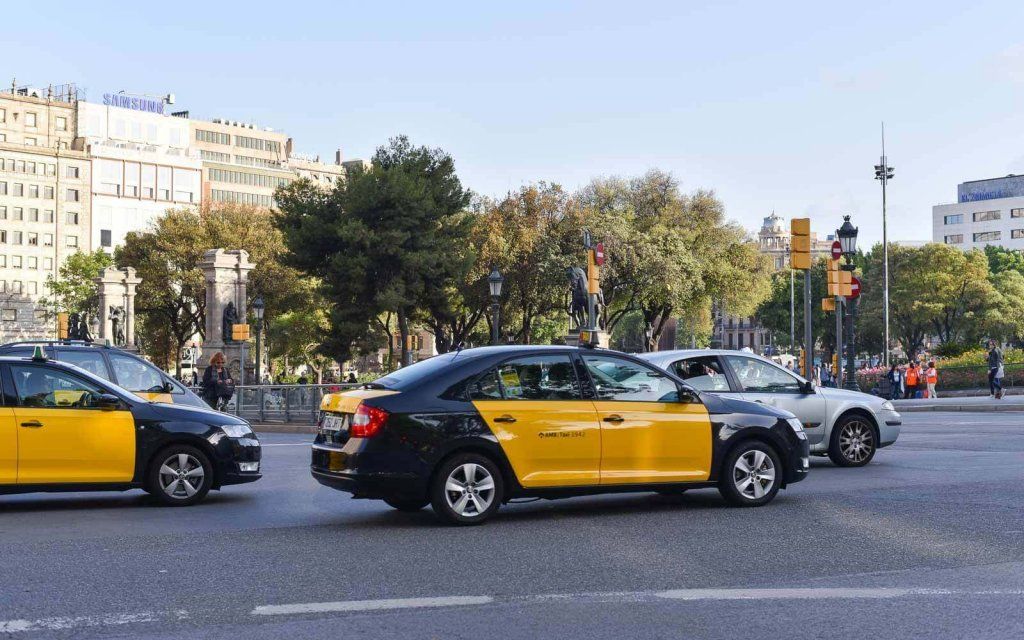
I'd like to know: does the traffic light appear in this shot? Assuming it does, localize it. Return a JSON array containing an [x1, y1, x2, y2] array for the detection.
[[790, 218, 811, 270], [827, 259, 840, 296], [832, 352, 839, 371], [231, 323, 250, 341], [839, 269, 852, 297], [57, 312, 69, 339], [797, 348, 806, 377], [826, 259, 853, 297], [874, 164, 895, 181], [587, 242, 604, 295], [821, 297, 835, 312]]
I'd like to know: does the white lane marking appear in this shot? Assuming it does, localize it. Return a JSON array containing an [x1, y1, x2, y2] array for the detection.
[[655, 587, 945, 601], [0, 612, 156, 634], [252, 595, 494, 616]]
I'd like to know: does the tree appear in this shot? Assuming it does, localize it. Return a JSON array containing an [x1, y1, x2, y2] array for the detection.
[[275, 136, 472, 366], [756, 258, 838, 357], [268, 307, 334, 383], [41, 249, 114, 317]]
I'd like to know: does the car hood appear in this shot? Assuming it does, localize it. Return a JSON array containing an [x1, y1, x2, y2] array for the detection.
[[816, 386, 888, 407], [703, 392, 795, 420], [140, 401, 249, 426]]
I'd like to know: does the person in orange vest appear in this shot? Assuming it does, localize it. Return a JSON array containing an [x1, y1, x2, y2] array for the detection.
[[904, 362, 919, 399], [925, 361, 938, 399]]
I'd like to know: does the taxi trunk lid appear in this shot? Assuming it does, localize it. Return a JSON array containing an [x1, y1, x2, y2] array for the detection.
[[318, 388, 398, 445]]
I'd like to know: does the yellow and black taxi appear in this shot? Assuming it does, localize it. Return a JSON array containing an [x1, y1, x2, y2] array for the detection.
[[311, 345, 810, 525], [0, 349, 261, 506], [0, 341, 207, 408]]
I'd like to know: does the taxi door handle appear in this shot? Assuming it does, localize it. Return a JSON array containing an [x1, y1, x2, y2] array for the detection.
[[20, 420, 43, 428], [603, 415, 624, 423], [494, 415, 517, 423]]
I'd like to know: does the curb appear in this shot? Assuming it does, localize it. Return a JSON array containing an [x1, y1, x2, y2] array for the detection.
[[894, 404, 1024, 413]]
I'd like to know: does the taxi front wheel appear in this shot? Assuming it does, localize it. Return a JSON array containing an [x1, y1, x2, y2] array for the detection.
[[430, 453, 504, 525], [718, 441, 781, 507], [146, 445, 213, 506]]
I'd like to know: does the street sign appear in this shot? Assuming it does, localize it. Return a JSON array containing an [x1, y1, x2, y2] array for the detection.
[[831, 240, 842, 261], [849, 276, 861, 299], [594, 242, 605, 266]]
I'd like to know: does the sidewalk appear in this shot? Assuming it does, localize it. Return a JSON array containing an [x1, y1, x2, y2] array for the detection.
[[892, 395, 1024, 412]]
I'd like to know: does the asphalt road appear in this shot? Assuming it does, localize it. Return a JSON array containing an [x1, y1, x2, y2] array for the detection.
[[1, 413, 1022, 639]]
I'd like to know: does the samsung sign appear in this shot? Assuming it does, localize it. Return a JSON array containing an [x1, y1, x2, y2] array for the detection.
[[102, 93, 165, 114]]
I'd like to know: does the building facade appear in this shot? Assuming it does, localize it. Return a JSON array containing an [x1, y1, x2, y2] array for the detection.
[[714, 213, 833, 354], [1, 86, 92, 340], [77, 100, 201, 251], [932, 175, 1024, 250], [190, 119, 293, 208]]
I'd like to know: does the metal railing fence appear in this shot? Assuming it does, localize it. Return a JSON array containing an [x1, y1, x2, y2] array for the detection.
[[188, 383, 362, 423]]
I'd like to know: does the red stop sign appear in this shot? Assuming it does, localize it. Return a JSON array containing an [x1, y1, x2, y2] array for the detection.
[[849, 276, 861, 299], [831, 240, 842, 261], [594, 242, 605, 266]]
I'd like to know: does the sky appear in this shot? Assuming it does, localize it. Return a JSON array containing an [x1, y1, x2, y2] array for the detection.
[[5, 0, 1024, 247]]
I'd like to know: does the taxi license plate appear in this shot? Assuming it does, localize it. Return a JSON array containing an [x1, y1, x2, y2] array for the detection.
[[321, 414, 346, 433]]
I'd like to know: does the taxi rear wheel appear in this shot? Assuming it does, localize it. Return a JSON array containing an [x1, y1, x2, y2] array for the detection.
[[718, 441, 781, 507], [146, 445, 213, 507], [430, 453, 503, 526]]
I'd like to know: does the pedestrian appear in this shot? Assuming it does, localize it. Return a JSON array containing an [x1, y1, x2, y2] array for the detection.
[[987, 339, 1004, 399], [201, 352, 235, 411], [905, 362, 919, 399], [346, 372, 357, 384], [886, 364, 903, 401], [925, 361, 938, 399], [190, 370, 199, 387]]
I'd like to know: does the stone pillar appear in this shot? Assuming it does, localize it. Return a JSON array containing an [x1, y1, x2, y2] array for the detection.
[[94, 266, 125, 343], [198, 249, 255, 373], [122, 267, 143, 349]]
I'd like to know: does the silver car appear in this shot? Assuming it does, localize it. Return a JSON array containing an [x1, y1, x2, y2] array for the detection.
[[637, 349, 901, 467]]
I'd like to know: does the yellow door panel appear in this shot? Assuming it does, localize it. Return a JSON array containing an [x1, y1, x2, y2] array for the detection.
[[473, 400, 601, 488], [13, 408, 136, 484], [594, 401, 712, 484], [0, 408, 16, 484], [134, 391, 173, 403]]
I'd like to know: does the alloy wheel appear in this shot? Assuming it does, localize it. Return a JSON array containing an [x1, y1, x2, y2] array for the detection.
[[838, 420, 875, 463], [733, 449, 776, 500], [158, 453, 206, 499], [443, 462, 495, 518]]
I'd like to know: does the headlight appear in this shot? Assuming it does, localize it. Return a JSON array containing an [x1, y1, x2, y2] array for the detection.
[[220, 423, 254, 438], [881, 401, 895, 411], [786, 417, 804, 433]]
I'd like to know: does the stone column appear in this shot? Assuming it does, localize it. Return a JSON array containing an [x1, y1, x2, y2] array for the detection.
[[198, 249, 255, 371], [122, 267, 143, 349], [94, 266, 125, 343]]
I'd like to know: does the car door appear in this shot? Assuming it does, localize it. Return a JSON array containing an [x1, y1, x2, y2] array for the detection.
[[470, 353, 602, 488], [108, 351, 173, 403], [7, 363, 135, 484], [721, 355, 828, 434], [0, 392, 15, 484], [582, 354, 712, 485]]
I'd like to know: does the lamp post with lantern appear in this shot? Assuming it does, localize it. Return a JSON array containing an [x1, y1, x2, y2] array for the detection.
[[251, 296, 265, 385], [488, 268, 504, 346], [836, 216, 860, 391]]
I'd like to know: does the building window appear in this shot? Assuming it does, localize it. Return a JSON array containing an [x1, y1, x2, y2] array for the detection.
[[27, 256, 37, 269], [66, 235, 78, 248], [0, 230, 5, 242], [944, 234, 963, 244], [101, 230, 112, 247], [66, 188, 80, 202], [28, 185, 38, 198], [28, 233, 38, 246], [195, 130, 231, 145], [44, 186, 54, 199], [66, 166, 80, 179], [25, 112, 37, 127], [973, 210, 1001, 222], [43, 209, 54, 223], [0, 256, 5, 267], [55, 116, 67, 131], [1012, 208, 1024, 218], [43, 233, 53, 246], [46, 163, 55, 176], [974, 231, 1001, 242], [13, 183, 23, 196], [0, 206, 5, 219], [24, 137, 37, 146], [13, 207, 22, 221], [12, 255, 22, 267], [29, 208, 38, 222], [43, 257, 52, 269], [66, 211, 79, 225], [0, 108, 5, 123], [1012, 230, 1024, 239], [0, 182, 6, 195], [200, 150, 231, 163]]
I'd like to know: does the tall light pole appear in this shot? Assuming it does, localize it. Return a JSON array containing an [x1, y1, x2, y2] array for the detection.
[[251, 295, 265, 383], [874, 124, 894, 367], [837, 216, 860, 390], [488, 268, 504, 345]]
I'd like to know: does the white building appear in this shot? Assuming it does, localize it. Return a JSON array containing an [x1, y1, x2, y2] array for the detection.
[[77, 99, 201, 251], [932, 175, 1024, 250]]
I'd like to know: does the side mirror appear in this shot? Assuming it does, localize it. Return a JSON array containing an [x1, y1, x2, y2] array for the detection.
[[675, 387, 700, 404], [801, 380, 815, 394], [97, 393, 122, 411], [162, 380, 175, 394]]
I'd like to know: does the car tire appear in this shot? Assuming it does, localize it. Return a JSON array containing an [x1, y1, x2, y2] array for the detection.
[[828, 415, 877, 467], [146, 445, 213, 507], [718, 441, 782, 507], [384, 497, 430, 512], [430, 453, 503, 526]]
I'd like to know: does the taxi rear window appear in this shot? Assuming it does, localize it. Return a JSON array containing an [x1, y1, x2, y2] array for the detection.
[[374, 353, 464, 390]]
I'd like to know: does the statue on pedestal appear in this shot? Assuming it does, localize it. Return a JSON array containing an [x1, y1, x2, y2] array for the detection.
[[222, 302, 239, 343], [567, 266, 588, 331], [109, 306, 126, 346]]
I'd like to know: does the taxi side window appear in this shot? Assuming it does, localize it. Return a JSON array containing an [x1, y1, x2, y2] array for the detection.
[[109, 352, 166, 393], [57, 349, 112, 381], [496, 355, 580, 400], [468, 369, 502, 400], [723, 355, 802, 393], [672, 356, 730, 391], [10, 365, 105, 409], [583, 355, 679, 402]]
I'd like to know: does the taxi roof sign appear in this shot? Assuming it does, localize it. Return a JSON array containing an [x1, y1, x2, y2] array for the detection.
[[31, 345, 47, 361]]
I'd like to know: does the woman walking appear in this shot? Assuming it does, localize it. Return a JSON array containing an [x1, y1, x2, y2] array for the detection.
[[988, 340, 1004, 399], [202, 352, 235, 411], [886, 364, 903, 401]]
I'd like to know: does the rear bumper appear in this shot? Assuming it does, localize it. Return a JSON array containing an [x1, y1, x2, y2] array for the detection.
[[310, 444, 426, 500]]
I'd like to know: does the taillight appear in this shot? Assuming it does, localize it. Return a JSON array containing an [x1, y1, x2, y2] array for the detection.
[[351, 402, 389, 438]]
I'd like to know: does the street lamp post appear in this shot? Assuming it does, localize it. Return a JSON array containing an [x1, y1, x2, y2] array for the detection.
[[488, 268, 504, 346], [836, 216, 859, 391], [251, 296, 265, 420], [874, 124, 894, 367]]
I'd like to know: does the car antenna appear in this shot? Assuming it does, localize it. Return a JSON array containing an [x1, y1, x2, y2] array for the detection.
[[451, 341, 465, 359]]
